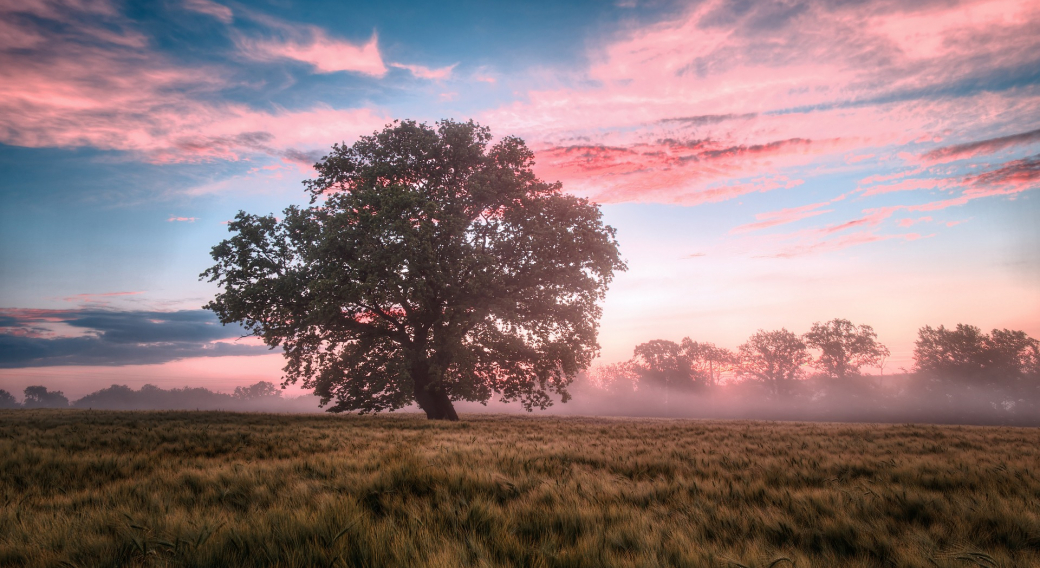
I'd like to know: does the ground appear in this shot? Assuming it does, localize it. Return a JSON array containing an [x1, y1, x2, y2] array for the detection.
[[2, 410, 1039, 567]]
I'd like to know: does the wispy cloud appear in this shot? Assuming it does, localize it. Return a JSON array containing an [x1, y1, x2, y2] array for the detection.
[[389, 62, 457, 80], [241, 29, 386, 76], [859, 178, 948, 197], [921, 128, 1040, 163], [731, 201, 833, 234], [749, 150, 1039, 257], [759, 231, 931, 259], [182, 0, 232, 23], [61, 291, 145, 305], [897, 216, 932, 228], [167, 216, 198, 222], [963, 154, 1040, 194]]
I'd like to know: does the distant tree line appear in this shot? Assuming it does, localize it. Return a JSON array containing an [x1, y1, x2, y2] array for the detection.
[[0, 381, 320, 412], [585, 319, 1039, 424], [3, 319, 1036, 423]]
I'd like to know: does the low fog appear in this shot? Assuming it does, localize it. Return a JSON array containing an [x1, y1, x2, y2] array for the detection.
[[3, 321, 1036, 426], [0, 382, 323, 414], [3, 373, 1037, 427]]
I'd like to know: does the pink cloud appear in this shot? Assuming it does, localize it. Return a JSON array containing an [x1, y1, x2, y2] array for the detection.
[[897, 216, 932, 227], [531, 134, 818, 204], [963, 154, 1040, 193], [905, 197, 972, 212], [244, 29, 386, 76], [0, 7, 389, 166], [731, 201, 833, 234], [479, 0, 1040, 205], [758, 231, 931, 259], [858, 167, 926, 186], [61, 291, 144, 303], [806, 155, 1040, 242], [921, 128, 1040, 163], [389, 62, 457, 80], [167, 216, 198, 222], [814, 209, 894, 236], [858, 177, 949, 197]]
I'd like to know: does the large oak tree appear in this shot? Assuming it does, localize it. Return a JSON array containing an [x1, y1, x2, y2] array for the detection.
[[202, 120, 625, 420]]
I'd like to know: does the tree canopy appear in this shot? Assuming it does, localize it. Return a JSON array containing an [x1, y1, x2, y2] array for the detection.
[[202, 120, 625, 420], [914, 324, 1039, 391], [234, 381, 283, 401], [626, 338, 735, 394], [630, 339, 699, 396], [681, 339, 736, 388], [736, 329, 810, 398], [803, 318, 889, 380], [22, 386, 69, 408]]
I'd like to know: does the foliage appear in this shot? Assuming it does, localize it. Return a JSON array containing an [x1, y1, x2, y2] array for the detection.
[[680, 339, 736, 387], [74, 384, 234, 410], [3, 411, 1040, 568], [803, 318, 889, 379], [914, 324, 1040, 393], [736, 329, 810, 398], [625, 338, 735, 394], [914, 324, 990, 377], [0, 389, 18, 408], [584, 361, 638, 394], [233, 381, 282, 401], [22, 385, 68, 408], [987, 328, 1040, 378], [202, 120, 625, 420], [70, 383, 314, 411], [630, 339, 700, 394]]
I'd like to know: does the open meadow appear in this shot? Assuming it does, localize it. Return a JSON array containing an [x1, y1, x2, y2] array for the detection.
[[2, 410, 1039, 568]]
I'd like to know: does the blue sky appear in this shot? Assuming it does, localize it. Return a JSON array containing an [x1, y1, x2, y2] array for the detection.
[[1, 0, 1038, 398]]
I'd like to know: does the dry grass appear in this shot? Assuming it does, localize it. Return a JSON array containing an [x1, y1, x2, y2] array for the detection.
[[1, 410, 1039, 567]]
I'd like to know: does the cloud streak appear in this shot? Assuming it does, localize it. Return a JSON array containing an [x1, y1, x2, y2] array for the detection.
[[242, 29, 387, 76], [389, 62, 457, 80], [182, 0, 233, 23], [731, 201, 834, 234], [921, 128, 1040, 163], [0, 308, 271, 368]]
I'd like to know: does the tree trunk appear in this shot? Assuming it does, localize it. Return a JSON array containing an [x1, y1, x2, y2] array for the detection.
[[411, 359, 460, 421]]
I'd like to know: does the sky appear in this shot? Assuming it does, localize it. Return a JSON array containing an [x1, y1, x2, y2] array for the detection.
[[1, 0, 1038, 401]]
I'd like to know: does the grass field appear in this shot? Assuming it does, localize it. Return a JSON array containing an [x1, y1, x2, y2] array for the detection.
[[2, 410, 1039, 568]]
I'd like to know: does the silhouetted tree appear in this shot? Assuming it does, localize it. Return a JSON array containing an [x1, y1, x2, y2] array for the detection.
[[0, 389, 19, 408], [988, 329, 1040, 379], [736, 329, 810, 398], [73, 384, 138, 409], [587, 361, 638, 395], [803, 318, 889, 379], [630, 339, 701, 401], [203, 120, 625, 420], [681, 339, 736, 387], [23, 386, 69, 408], [234, 381, 282, 401], [914, 324, 1040, 395]]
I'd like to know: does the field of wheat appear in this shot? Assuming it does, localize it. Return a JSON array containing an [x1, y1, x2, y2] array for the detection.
[[2, 410, 1039, 568]]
